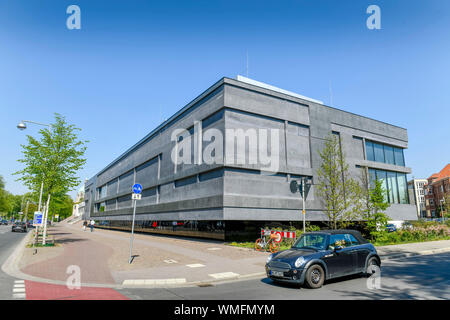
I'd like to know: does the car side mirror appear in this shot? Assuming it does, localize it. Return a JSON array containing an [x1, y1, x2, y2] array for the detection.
[[334, 245, 343, 252]]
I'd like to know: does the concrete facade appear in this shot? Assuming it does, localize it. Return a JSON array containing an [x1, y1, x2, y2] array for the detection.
[[85, 76, 417, 229]]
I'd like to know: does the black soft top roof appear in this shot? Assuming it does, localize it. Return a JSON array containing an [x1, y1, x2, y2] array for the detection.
[[307, 229, 369, 244]]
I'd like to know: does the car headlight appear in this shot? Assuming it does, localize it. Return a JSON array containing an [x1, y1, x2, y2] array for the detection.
[[294, 257, 305, 268], [266, 254, 273, 264]]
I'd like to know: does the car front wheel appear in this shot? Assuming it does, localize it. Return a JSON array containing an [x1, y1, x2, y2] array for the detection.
[[304, 264, 325, 289]]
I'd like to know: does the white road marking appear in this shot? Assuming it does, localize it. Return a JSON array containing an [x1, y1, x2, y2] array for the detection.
[[122, 278, 186, 286], [12, 280, 27, 299], [186, 264, 205, 268], [163, 259, 178, 264], [207, 247, 222, 251], [208, 272, 240, 279]]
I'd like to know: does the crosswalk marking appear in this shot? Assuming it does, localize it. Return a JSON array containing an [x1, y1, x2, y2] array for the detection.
[[12, 280, 26, 300]]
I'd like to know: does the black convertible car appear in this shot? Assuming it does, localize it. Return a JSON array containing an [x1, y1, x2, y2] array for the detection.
[[265, 230, 380, 289]]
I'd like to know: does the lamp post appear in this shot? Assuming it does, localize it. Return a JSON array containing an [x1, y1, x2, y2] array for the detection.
[[17, 119, 52, 244]]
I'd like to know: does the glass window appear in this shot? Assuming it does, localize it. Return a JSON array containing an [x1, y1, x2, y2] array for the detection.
[[365, 141, 374, 161], [328, 234, 350, 249], [387, 171, 399, 204], [376, 170, 388, 202], [397, 173, 408, 204], [293, 234, 327, 250], [345, 234, 359, 246], [384, 145, 395, 165], [394, 148, 405, 166], [368, 168, 376, 189], [174, 175, 197, 188], [374, 143, 385, 163]]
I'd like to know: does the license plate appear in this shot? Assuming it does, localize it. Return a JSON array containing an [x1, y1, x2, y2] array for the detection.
[[271, 270, 284, 277]]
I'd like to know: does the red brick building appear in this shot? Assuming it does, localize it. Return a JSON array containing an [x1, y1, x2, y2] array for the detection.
[[424, 164, 450, 217]]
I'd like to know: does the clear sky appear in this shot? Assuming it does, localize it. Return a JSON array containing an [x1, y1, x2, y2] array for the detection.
[[0, 0, 449, 199]]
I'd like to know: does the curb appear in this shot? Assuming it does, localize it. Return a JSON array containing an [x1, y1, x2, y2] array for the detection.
[[380, 247, 450, 261], [5, 227, 450, 290]]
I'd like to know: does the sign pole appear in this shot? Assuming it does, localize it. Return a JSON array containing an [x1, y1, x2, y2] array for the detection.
[[128, 198, 137, 264], [302, 177, 306, 234]]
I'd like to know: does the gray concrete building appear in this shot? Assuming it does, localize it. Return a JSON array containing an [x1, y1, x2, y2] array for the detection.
[[85, 76, 416, 240]]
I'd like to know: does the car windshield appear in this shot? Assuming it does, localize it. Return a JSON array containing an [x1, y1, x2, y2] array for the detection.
[[292, 234, 327, 251]]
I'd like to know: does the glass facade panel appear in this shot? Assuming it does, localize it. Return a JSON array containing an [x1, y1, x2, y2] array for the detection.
[[394, 147, 405, 166], [375, 170, 388, 202], [387, 171, 399, 204], [397, 173, 408, 204], [368, 168, 376, 189], [367, 169, 408, 204], [373, 143, 385, 163], [365, 140, 405, 167], [365, 141, 374, 161], [384, 145, 395, 165]]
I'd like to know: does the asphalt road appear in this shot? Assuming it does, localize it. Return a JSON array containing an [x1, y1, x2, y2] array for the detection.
[[117, 252, 450, 300], [0, 224, 28, 300]]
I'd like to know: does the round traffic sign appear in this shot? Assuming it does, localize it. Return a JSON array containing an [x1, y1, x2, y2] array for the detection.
[[132, 183, 142, 194]]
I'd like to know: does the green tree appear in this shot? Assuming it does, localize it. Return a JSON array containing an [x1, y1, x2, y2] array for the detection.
[[0, 176, 12, 216], [50, 194, 74, 221], [316, 134, 359, 229], [14, 114, 87, 240], [366, 179, 391, 241]]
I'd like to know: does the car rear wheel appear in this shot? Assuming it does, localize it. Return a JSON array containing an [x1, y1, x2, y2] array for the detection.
[[305, 264, 325, 289]]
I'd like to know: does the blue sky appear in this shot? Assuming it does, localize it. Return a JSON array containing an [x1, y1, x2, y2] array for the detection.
[[0, 0, 449, 198]]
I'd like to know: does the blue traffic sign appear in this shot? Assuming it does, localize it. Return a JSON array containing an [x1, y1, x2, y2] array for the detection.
[[132, 183, 142, 194], [33, 211, 43, 226]]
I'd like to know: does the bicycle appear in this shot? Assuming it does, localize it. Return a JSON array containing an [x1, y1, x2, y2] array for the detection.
[[255, 231, 280, 253]]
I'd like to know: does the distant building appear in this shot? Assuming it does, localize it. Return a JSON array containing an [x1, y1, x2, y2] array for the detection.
[[408, 179, 427, 218], [72, 186, 86, 220], [424, 164, 450, 218]]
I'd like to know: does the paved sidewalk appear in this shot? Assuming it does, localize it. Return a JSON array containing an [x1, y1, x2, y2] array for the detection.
[[9, 222, 450, 289], [14, 222, 270, 287]]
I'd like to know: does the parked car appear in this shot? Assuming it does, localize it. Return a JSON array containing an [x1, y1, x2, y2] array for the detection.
[[11, 222, 28, 233], [401, 222, 414, 230], [1, 219, 9, 225], [265, 230, 381, 289], [386, 224, 397, 232]]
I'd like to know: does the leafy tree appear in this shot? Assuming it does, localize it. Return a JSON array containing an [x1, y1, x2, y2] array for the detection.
[[0, 176, 12, 216], [315, 134, 359, 229], [50, 194, 74, 221], [365, 179, 391, 241], [14, 114, 88, 201], [14, 114, 87, 241]]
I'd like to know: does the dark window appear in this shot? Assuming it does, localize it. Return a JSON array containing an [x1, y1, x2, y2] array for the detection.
[[136, 157, 158, 172], [199, 169, 224, 182], [175, 175, 197, 187], [142, 187, 157, 197], [394, 147, 405, 166], [384, 145, 395, 165], [365, 141, 375, 161], [374, 143, 385, 163], [202, 110, 224, 129]]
